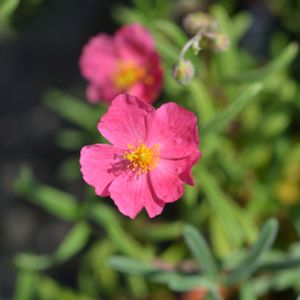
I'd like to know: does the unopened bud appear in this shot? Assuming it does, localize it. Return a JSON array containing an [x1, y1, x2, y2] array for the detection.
[[172, 59, 195, 85], [183, 12, 214, 35], [212, 33, 230, 52]]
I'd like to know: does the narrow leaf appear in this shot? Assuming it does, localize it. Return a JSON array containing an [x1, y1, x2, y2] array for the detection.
[[90, 204, 148, 259], [225, 218, 279, 285], [43, 89, 102, 132], [14, 254, 52, 271], [167, 275, 217, 292], [108, 256, 156, 276], [199, 167, 245, 247], [202, 83, 263, 136], [153, 19, 187, 47], [54, 222, 91, 263], [225, 43, 298, 83], [0, 0, 20, 21], [258, 256, 300, 273], [183, 225, 218, 279], [14, 223, 90, 271], [14, 167, 79, 221], [14, 270, 38, 300]]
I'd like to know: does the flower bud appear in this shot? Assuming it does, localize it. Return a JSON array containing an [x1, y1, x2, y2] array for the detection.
[[172, 59, 195, 84], [183, 12, 215, 34], [212, 32, 230, 52]]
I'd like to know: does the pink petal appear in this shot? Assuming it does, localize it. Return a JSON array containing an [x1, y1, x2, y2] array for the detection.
[[147, 102, 199, 159], [150, 159, 185, 203], [178, 151, 202, 186], [115, 24, 155, 61], [80, 144, 126, 197], [79, 34, 118, 85], [128, 54, 163, 104], [109, 173, 164, 219], [98, 94, 154, 147]]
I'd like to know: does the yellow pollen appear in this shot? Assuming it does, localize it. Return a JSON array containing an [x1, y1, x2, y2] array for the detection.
[[113, 61, 146, 90], [123, 143, 160, 174]]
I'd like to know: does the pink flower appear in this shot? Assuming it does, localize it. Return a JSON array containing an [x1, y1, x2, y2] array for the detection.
[[79, 24, 163, 104], [80, 94, 201, 219]]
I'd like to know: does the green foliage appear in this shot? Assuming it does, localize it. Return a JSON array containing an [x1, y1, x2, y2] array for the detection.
[[183, 225, 218, 279], [0, 0, 20, 22], [14, 167, 80, 221], [225, 219, 279, 285], [202, 82, 263, 136], [14, 222, 91, 271]]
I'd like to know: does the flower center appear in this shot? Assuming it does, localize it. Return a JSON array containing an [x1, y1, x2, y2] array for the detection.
[[124, 143, 160, 174], [113, 61, 146, 90]]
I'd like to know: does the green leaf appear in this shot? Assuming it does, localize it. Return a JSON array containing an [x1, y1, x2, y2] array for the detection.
[[0, 0, 20, 21], [232, 13, 252, 40], [14, 167, 79, 221], [36, 276, 96, 300], [112, 5, 146, 25], [14, 254, 52, 271], [57, 156, 81, 182], [54, 222, 91, 263], [225, 43, 298, 83], [14, 223, 90, 271], [89, 204, 148, 259], [152, 31, 180, 64], [199, 167, 244, 247], [202, 83, 263, 136], [137, 222, 183, 241], [43, 89, 102, 132], [225, 218, 279, 285], [258, 256, 300, 273], [189, 80, 215, 125], [14, 270, 38, 300], [239, 283, 257, 300], [183, 225, 218, 279], [152, 19, 187, 47], [109, 256, 217, 293], [152, 272, 216, 293], [108, 256, 156, 276], [211, 4, 240, 76], [55, 129, 89, 150], [166, 275, 217, 292]]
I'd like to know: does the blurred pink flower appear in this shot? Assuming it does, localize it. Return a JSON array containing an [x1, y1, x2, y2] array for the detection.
[[80, 24, 163, 104], [80, 94, 201, 219]]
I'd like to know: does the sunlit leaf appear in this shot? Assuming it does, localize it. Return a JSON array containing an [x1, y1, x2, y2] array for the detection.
[[225, 218, 279, 285], [183, 225, 218, 279], [202, 83, 263, 136], [14, 167, 79, 221]]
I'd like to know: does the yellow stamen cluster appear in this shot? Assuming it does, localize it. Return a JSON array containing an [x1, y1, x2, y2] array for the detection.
[[124, 143, 160, 174], [113, 61, 154, 90]]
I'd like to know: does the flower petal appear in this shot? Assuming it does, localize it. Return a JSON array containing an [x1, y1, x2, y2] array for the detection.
[[80, 144, 126, 197], [128, 55, 163, 104], [98, 94, 154, 147], [178, 151, 202, 186], [147, 102, 199, 159], [109, 173, 164, 219], [80, 34, 118, 85], [115, 24, 155, 61], [150, 159, 185, 203]]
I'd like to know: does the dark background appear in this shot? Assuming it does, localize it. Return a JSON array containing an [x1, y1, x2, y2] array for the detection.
[[0, 0, 121, 297]]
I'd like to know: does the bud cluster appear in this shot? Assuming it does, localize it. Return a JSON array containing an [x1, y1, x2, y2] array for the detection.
[[183, 11, 230, 53], [172, 11, 230, 84]]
